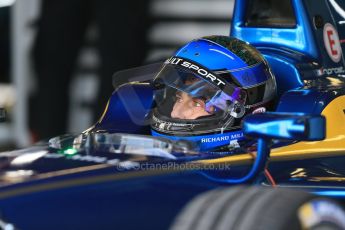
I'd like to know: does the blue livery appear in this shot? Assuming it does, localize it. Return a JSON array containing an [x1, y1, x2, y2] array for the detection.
[[0, 0, 345, 229]]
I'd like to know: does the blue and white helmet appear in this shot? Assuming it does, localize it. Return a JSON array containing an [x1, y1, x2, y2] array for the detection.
[[151, 36, 276, 151]]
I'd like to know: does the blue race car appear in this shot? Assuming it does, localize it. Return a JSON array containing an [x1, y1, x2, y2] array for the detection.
[[1, 0, 345, 229]]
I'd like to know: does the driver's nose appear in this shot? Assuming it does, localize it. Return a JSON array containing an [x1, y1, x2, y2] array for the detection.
[[171, 103, 192, 119]]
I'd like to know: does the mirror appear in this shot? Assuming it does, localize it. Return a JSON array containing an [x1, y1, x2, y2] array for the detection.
[[243, 112, 326, 141]]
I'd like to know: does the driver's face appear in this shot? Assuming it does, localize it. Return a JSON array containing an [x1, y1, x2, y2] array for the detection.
[[171, 91, 211, 120]]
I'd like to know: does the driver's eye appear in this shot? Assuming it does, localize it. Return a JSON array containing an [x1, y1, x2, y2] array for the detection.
[[193, 99, 205, 108], [194, 101, 202, 107]]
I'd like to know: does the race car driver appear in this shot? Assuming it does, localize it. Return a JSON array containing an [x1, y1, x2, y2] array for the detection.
[[170, 75, 214, 120], [150, 35, 277, 151]]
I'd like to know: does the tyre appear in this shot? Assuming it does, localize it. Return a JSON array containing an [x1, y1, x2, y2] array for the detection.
[[170, 186, 345, 230]]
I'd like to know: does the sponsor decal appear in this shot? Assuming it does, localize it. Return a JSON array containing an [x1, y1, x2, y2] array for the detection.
[[323, 23, 342, 63], [323, 66, 345, 75], [201, 132, 243, 143], [165, 57, 226, 87], [229, 140, 240, 149], [152, 129, 245, 151]]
